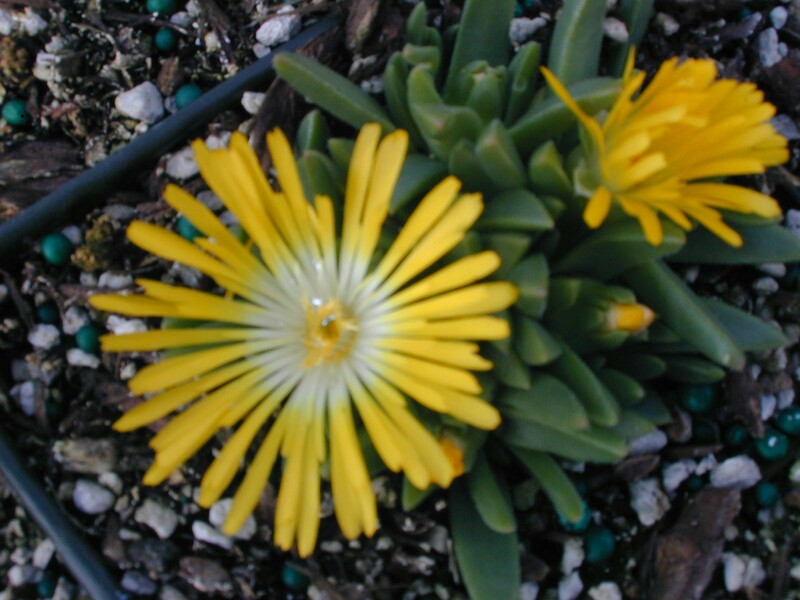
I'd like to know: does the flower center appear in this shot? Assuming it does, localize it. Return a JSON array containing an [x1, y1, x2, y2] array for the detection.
[[303, 298, 358, 368]]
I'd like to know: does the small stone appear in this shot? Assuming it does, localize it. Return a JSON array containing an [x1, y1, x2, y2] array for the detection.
[[663, 460, 696, 493], [588, 582, 622, 600], [255, 6, 301, 47], [160, 585, 189, 600], [52, 438, 117, 474], [11, 381, 37, 416], [509, 17, 547, 43], [2, 99, 31, 127], [165, 146, 199, 180], [127, 538, 179, 573], [135, 499, 179, 539], [208, 498, 257, 540], [98, 271, 134, 290], [602, 17, 628, 42], [628, 430, 668, 455], [62, 305, 89, 335], [192, 521, 233, 549], [0, 8, 13, 35], [754, 429, 789, 460], [106, 315, 147, 335], [777, 388, 795, 409], [753, 276, 779, 295], [561, 538, 584, 575], [32, 539, 55, 569], [98, 472, 123, 494], [786, 209, 800, 238], [519, 582, 539, 600], [155, 27, 178, 52], [8, 564, 41, 587], [61, 225, 83, 246], [723, 553, 746, 592], [73, 479, 115, 514], [655, 12, 679, 35], [758, 262, 787, 277], [710, 456, 761, 489], [17, 8, 47, 35], [241, 91, 266, 115], [179, 557, 234, 595], [758, 28, 784, 68], [761, 393, 778, 420], [772, 115, 800, 141], [174, 83, 203, 110], [40, 233, 73, 265], [629, 478, 671, 526], [770, 7, 788, 29], [115, 82, 164, 124], [557, 571, 583, 600], [121, 570, 158, 596], [196, 190, 223, 211], [559, 501, 591, 532], [28, 324, 60, 350], [252, 43, 271, 59], [319, 540, 343, 553], [103, 204, 136, 221], [66, 348, 100, 368]]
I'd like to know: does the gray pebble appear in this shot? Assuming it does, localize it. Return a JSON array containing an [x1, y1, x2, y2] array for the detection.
[[160, 585, 189, 600], [115, 82, 164, 124], [98, 271, 134, 290], [520, 582, 539, 600], [603, 17, 628, 42], [192, 521, 233, 550], [196, 190, 223, 212], [760, 393, 778, 420], [241, 91, 266, 116], [588, 582, 622, 600], [209, 498, 257, 540], [7, 564, 42, 587], [10, 381, 36, 416], [121, 570, 158, 596], [52, 438, 118, 474], [509, 17, 547, 43], [561, 538, 584, 575], [72, 479, 116, 514], [710, 456, 761, 489], [61, 225, 83, 246], [772, 115, 800, 141], [62, 305, 89, 336], [757, 28, 785, 68], [255, 6, 301, 47], [103, 204, 136, 221], [629, 478, 671, 526], [135, 499, 179, 540], [165, 147, 199, 180], [655, 12, 679, 35], [770, 6, 788, 29], [752, 276, 779, 295], [32, 539, 55, 569], [28, 324, 60, 350], [558, 571, 583, 600], [662, 459, 696, 494], [179, 557, 233, 595], [66, 348, 100, 369], [628, 430, 668, 455], [777, 388, 795, 409]]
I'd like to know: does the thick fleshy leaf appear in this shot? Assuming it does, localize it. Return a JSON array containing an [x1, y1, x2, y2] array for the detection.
[[477, 189, 553, 232], [510, 447, 584, 523], [609, 410, 656, 441], [553, 220, 686, 281], [597, 368, 645, 406], [700, 297, 787, 352], [486, 344, 531, 390], [514, 315, 563, 366], [604, 352, 667, 381], [403, 43, 441, 75], [404, 2, 442, 49], [502, 420, 628, 462], [508, 254, 549, 318], [402, 477, 435, 511], [623, 261, 745, 369], [509, 77, 620, 157], [482, 233, 533, 278], [497, 374, 589, 431], [668, 223, 800, 265], [546, 0, 608, 86], [390, 153, 448, 214], [475, 120, 527, 190], [384, 54, 425, 147], [450, 480, 520, 600], [609, 0, 655, 75], [274, 53, 395, 132], [629, 392, 673, 426], [662, 355, 727, 384], [449, 141, 498, 192], [505, 42, 542, 125], [295, 110, 329, 155], [467, 453, 516, 533], [527, 141, 572, 198], [298, 150, 342, 205]]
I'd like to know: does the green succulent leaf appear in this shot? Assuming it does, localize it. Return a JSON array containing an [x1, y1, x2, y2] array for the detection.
[[449, 140, 498, 192], [668, 223, 800, 265], [503, 420, 628, 462], [508, 254, 549, 318], [405, 2, 443, 50], [547, 0, 608, 86], [510, 447, 584, 523], [295, 110, 329, 155], [514, 315, 563, 366], [390, 153, 448, 214], [384, 54, 425, 147], [450, 480, 520, 600], [486, 344, 531, 389], [297, 150, 342, 206], [553, 220, 686, 281], [475, 120, 528, 190], [604, 352, 667, 381], [510, 77, 620, 157], [546, 343, 621, 427], [528, 141, 573, 198], [477, 189, 554, 232], [326, 138, 354, 171], [482, 232, 533, 277], [467, 453, 517, 533], [597, 368, 646, 406], [661, 355, 727, 384], [700, 297, 788, 352], [497, 374, 589, 431], [622, 261, 746, 369], [403, 43, 442, 74], [610, 0, 655, 76], [610, 409, 657, 440], [402, 478, 435, 511], [274, 53, 395, 133], [629, 392, 673, 426], [443, 0, 515, 100], [505, 42, 542, 125]]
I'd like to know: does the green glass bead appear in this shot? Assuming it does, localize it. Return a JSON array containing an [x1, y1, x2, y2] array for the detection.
[[558, 501, 590, 533], [755, 429, 789, 461], [584, 525, 615, 564], [2, 98, 31, 126], [680, 384, 715, 413], [37, 573, 56, 598], [176, 215, 202, 240], [724, 423, 749, 447], [777, 407, 800, 436], [154, 27, 178, 52], [692, 420, 718, 444], [76, 324, 101, 354], [146, 0, 177, 15], [174, 83, 202, 109], [36, 302, 59, 324], [281, 563, 310, 592], [40, 232, 73, 266], [755, 481, 779, 507], [686, 475, 704, 491]]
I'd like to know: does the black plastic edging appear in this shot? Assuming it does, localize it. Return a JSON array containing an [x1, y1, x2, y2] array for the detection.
[[0, 11, 341, 600]]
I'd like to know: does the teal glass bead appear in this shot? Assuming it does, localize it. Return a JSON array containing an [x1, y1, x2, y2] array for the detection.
[[281, 563, 310, 592], [176, 215, 202, 240], [37, 573, 57, 598], [558, 501, 590, 533], [755, 481, 779, 507], [76, 324, 101, 354], [40, 232, 73, 265], [146, 0, 177, 15], [36, 302, 59, 324], [174, 83, 202, 109], [2, 98, 31, 126], [755, 429, 789, 461], [680, 385, 715, 413], [686, 475, 704, 491], [692, 420, 718, 444], [584, 525, 615, 564], [154, 27, 178, 52], [724, 423, 749, 447], [777, 407, 800, 436]]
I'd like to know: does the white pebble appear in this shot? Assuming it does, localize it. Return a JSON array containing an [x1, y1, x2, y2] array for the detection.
[[62, 305, 89, 335], [10, 381, 36, 416], [17, 8, 47, 35], [192, 521, 233, 549], [255, 7, 301, 47], [28, 324, 60, 350], [588, 582, 622, 600], [135, 499, 179, 539], [662, 460, 696, 494], [758, 28, 784, 68], [98, 472, 123, 495], [628, 430, 667, 455], [73, 479, 115, 514], [61, 225, 83, 246], [561, 538, 584, 575], [786, 209, 800, 238], [209, 498, 257, 540], [694, 454, 718, 476], [758, 262, 787, 278], [558, 571, 583, 600], [98, 271, 133, 290], [723, 553, 766, 592], [204, 30, 220, 52], [165, 146, 199, 180], [655, 12, 679, 36], [770, 7, 788, 29], [32, 539, 56, 569], [778, 388, 795, 409], [509, 17, 547, 43], [115, 82, 164, 124], [241, 91, 266, 115], [629, 478, 671, 526], [104, 204, 136, 221], [752, 276, 779, 295], [519, 582, 539, 600], [106, 315, 148, 335], [80, 272, 98, 287], [196, 190, 223, 211], [761, 393, 778, 420], [710, 456, 761, 489], [603, 17, 629, 43], [169, 262, 202, 287], [790, 561, 800, 581], [0, 8, 14, 35], [170, 11, 193, 27], [252, 43, 271, 59], [7, 564, 41, 587], [204, 131, 231, 150], [67, 348, 100, 369]]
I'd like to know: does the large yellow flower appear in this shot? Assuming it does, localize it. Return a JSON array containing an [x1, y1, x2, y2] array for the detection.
[[90, 124, 516, 556], [541, 57, 789, 246]]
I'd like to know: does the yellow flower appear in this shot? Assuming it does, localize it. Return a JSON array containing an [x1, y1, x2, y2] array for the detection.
[[541, 57, 789, 246], [90, 124, 517, 557]]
